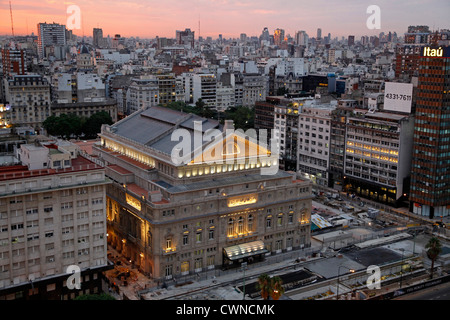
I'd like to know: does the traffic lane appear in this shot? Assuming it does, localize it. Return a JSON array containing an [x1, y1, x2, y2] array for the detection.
[[394, 281, 450, 300]]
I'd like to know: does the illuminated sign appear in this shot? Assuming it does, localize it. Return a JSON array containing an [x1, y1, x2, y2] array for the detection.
[[423, 47, 443, 57], [227, 194, 258, 208], [126, 194, 141, 211], [422, 46, 450, 58]]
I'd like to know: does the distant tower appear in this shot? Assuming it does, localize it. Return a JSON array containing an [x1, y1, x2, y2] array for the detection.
[[9, 0, 14, 38]]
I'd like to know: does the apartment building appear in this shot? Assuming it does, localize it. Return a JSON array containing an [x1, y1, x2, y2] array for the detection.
[[52, 73, 106, 104], [37, 23, 67, 59], [241, 74, 268, 107], [126, 76, 159, 114], [328, 99, 363, 189], [51, 99, 118, 123], [0, 141, 111, 300], [4, 75, 51, 130], [215, 83, 235, 112], [343, 111, 415, 206], [297, 103, 335, 187], [193, 73, 217, 108]]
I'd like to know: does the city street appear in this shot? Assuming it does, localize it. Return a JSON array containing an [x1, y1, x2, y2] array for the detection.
[[394, 281, 450, 300]]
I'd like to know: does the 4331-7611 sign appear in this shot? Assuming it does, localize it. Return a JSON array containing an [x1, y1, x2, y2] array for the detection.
[[385, 93, 412, 101]]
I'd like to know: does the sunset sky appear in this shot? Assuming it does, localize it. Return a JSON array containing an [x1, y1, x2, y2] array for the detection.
[[1, 0, 449, 39]]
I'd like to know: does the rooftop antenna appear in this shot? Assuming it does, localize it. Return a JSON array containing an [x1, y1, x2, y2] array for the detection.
[[9, 0, 14, 38]]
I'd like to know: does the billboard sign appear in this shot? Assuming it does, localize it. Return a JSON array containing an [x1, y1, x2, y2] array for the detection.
[[421, 46, 450, 58], [384, 82, 413, 113]]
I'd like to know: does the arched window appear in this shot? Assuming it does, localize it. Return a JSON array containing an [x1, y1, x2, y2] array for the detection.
[[227, 218, 234, 236], [277, 213, 283, 227], [266, 216, 272, 228], [248, 214, 254, 231]]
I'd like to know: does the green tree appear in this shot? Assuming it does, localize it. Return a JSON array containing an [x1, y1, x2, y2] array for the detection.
[[256, 273, 272, 300], [426, 236, 442, 279], [43, 115, 60, 136], [276, 87, 288, 96], [270, 276, 285, 300], [44, 114, 83, 139], [82, 111, 113, 138], [223, 106, 254, 131]]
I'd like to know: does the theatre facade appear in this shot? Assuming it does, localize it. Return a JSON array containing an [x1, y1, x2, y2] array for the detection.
[[93, 106, 312, 281]]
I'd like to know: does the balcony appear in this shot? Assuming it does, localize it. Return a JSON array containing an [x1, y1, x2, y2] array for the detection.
[[162, 247, 177, 255]]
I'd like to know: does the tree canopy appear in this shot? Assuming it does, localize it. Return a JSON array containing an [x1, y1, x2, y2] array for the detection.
[[162, 101, 255, 131], [43, 111, 113, 139]]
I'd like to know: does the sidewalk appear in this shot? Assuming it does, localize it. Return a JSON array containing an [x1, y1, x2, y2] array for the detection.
[[138, 250, 325, 300]]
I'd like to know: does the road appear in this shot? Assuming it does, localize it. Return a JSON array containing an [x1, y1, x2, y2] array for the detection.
[[394, 281, 450, 300]]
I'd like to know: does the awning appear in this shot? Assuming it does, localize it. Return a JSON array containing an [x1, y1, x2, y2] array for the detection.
[[223, 240, 268, 261], [311, 214, 332, 229]]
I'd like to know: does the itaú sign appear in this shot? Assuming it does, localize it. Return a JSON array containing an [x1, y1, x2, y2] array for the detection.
[[422, 46, 449, 58], [227, 194, 258, 207]]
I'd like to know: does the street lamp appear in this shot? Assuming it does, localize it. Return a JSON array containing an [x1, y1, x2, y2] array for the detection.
[[336, 265, 355, 300]]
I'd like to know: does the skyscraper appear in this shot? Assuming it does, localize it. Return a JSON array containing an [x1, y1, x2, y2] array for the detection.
[[317, 28, 322, 40], [348, 35, 355, 46], [1, 47, 26, 76], [274, 28, 285, 46], [295, 31, 308, 46], [93, 28, 104, 47], [176, 28, 195, 48], [410, 46, 450, 218], [37, 22, 67, 59], [259, 27, 270, 46]]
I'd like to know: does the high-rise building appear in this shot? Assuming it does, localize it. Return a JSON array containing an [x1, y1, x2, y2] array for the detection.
[[295, 31, 308, 47], [37, 23, 67, 59], [410, 46, 450, 218], [404, 25, 431, 44], [317, 28, 322, 40], [126, 76, 159, 114], [328, 100, 362, 189], [176, 29, 195, 49], [297, 102, 335, 186], [4, 75, 51, 130], [0, 140, 111, 300], [1, 47, 27, 76], [274, 28, 285, 46], [260, 27, 270, 45], [348, 35, 355, 47], [93, 28, 104, 48], [192, 73, 217, 108], [344, 110, 415, 206], [156, 74, 182, 106]]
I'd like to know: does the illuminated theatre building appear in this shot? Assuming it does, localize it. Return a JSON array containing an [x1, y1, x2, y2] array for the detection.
[[94, 106, 312, 281]]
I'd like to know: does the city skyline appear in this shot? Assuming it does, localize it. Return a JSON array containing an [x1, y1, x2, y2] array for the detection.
[[1, 0, 449, 39]]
